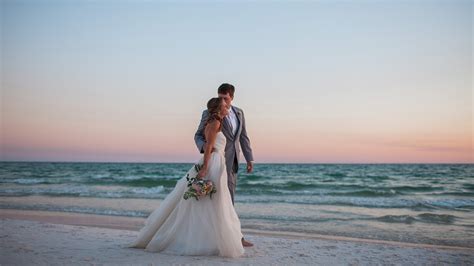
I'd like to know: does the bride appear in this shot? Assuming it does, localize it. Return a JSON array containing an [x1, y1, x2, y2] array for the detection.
[[127, 97, 245, 258]]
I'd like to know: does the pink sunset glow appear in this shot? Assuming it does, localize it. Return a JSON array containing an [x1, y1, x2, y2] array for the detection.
[[1, 1, 472, 163]]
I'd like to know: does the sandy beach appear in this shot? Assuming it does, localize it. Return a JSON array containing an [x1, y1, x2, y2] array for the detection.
[[1, 209, 473, 265]]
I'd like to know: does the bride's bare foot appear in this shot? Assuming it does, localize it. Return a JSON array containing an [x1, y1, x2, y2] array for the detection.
[[241, 237, 254, 247]]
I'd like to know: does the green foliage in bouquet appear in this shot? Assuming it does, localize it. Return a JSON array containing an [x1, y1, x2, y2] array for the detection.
[[183, 164, 217, 200]]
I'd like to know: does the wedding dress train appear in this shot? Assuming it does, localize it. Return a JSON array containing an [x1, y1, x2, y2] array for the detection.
[[127, 131, 244, 258]]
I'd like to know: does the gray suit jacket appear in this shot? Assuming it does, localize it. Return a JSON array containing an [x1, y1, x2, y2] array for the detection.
[[194, 105, 254, 180]]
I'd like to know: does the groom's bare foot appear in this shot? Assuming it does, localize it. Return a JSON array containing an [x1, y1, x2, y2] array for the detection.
[[241, 237, 254, 247]]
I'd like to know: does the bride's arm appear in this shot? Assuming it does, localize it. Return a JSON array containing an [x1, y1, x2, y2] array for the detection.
[[197, 120, 220, 179]]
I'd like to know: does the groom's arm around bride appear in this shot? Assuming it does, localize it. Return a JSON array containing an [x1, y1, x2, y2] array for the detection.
[[194, 83, 254, 196], [194, 106, 254, 171]]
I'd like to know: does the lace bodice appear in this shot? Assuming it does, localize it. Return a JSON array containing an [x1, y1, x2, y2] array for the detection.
[[213, 131, 226, 154]]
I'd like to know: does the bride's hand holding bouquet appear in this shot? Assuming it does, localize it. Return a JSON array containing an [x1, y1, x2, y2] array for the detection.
[[196, 165, 208, 180]]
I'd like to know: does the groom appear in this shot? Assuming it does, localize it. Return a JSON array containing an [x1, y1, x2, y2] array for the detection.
[[194, 83, 255, 247]]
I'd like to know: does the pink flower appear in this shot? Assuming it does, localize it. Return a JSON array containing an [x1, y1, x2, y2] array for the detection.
[[192, 183, 201, 192]]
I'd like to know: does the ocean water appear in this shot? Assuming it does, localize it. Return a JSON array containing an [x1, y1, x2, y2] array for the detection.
[[0, 162, 473, 247]]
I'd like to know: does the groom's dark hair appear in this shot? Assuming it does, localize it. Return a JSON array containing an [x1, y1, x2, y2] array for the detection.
[[217, 83, 235, 97]]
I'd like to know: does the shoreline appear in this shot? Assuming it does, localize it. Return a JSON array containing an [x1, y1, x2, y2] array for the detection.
[[1, 208, 472, 252], [2, 214, 473, 265]]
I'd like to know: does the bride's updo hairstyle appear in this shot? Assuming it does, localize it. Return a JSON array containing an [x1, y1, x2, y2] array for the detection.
[[206, 97, 224, 128]]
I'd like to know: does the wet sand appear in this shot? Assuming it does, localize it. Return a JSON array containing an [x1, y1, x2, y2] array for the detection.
[[1, 209, 473, 265]]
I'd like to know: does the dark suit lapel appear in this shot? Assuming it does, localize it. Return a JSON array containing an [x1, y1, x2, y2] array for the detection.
[[222, 116, 234, 140], [233, 106, 242, 137]]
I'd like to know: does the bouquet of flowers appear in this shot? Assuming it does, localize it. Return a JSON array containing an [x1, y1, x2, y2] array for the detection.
[[183, 164, 217, 200]]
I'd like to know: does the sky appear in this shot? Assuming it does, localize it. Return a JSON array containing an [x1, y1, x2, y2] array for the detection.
[[1, 0, 472, 163]]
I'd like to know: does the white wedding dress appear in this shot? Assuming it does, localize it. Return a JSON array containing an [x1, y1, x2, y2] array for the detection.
[[127, 131, 245, 258]]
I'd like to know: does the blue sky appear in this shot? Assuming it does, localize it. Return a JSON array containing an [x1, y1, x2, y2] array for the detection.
[[1, 0, 472, 163]]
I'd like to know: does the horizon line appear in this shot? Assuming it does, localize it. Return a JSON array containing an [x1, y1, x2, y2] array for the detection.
[[0, 160, 472, 165]]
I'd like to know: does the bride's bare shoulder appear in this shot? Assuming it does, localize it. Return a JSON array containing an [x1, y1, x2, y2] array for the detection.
[[205, 119, 221, 132]]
